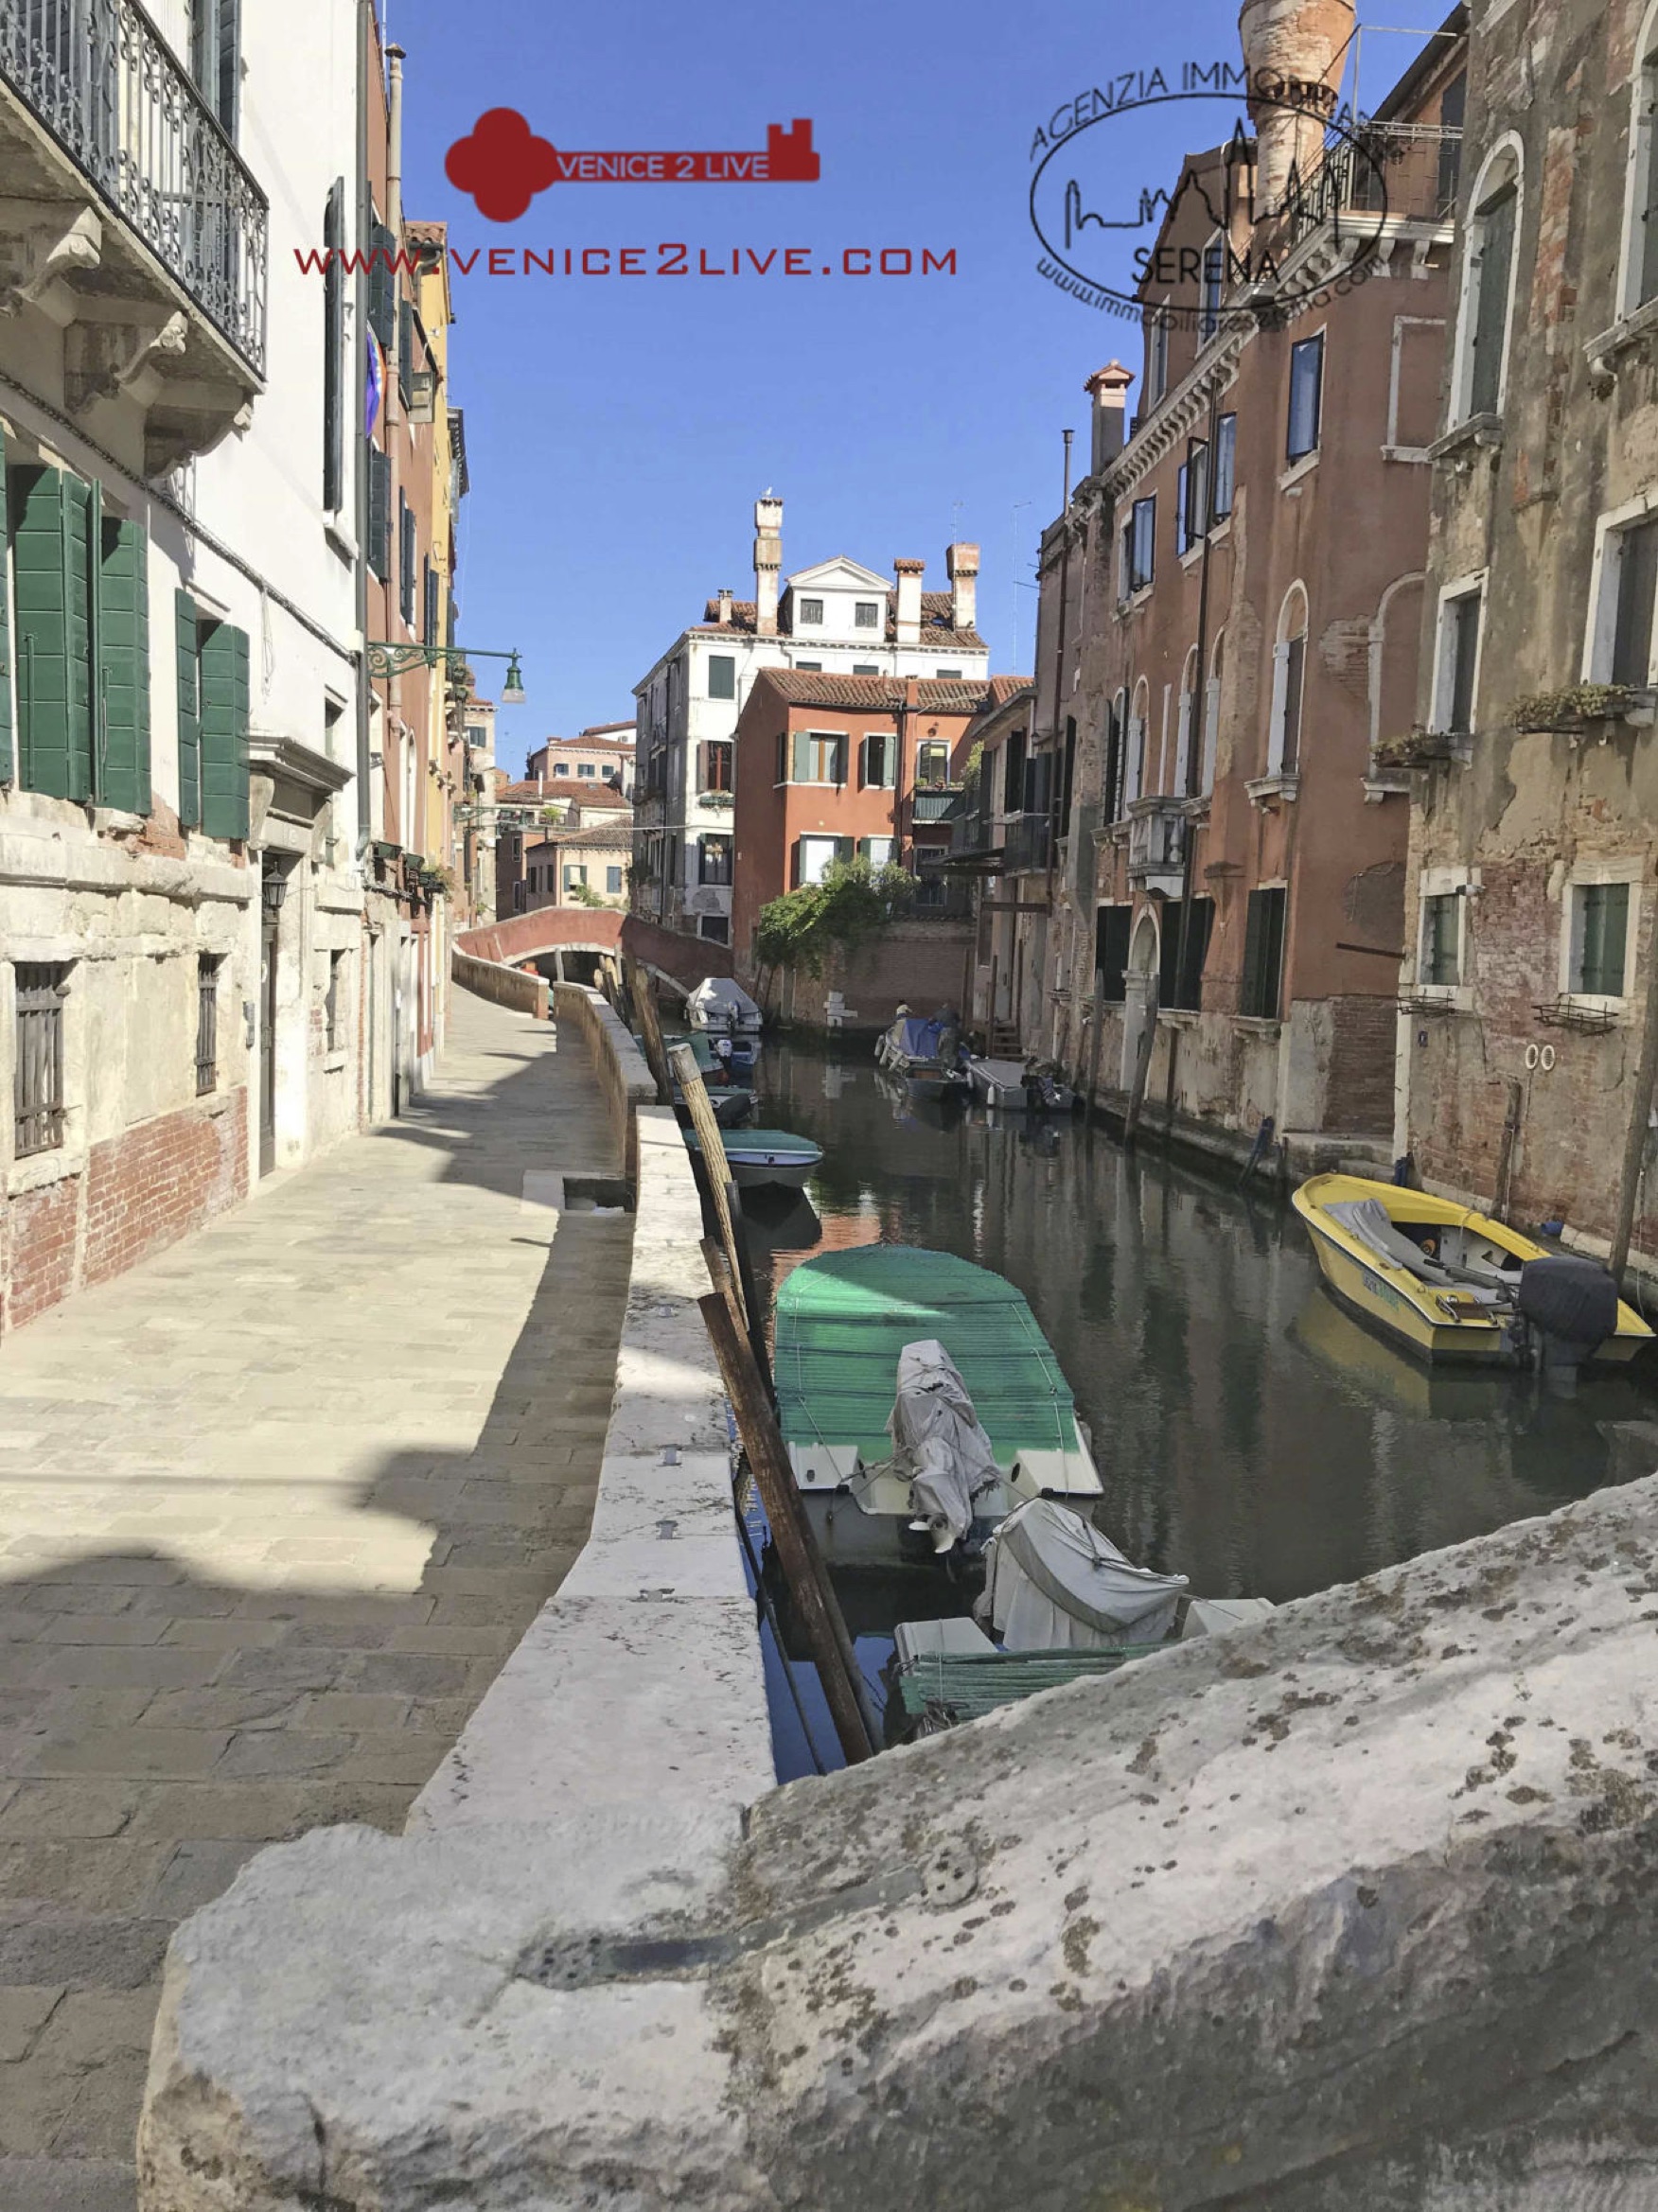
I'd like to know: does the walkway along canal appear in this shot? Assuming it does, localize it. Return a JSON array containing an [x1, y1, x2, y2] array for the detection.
[[738, 1037, 1657, 1774]]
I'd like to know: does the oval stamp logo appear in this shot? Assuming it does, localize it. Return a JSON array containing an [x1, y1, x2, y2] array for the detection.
[[1029, 62, 1392, 325]]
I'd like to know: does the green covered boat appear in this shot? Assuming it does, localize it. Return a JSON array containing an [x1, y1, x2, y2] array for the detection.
[[773, 1245, 1102, 1566]]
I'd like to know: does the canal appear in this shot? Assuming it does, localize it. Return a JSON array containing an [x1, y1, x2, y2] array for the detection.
[[735, 1035, 1655, 1778]]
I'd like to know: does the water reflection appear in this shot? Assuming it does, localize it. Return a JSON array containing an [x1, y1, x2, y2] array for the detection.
[[745, 1035, 1649, 1607]]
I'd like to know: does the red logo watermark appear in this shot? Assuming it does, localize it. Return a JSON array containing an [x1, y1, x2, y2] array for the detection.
[[444, 113, 820, 223]]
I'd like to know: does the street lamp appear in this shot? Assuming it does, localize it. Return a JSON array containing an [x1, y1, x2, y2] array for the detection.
[[500, 652, 526, 707], [366, 642, 527, 705]]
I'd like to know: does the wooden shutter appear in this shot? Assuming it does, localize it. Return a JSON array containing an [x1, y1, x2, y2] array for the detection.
[[175, 592, 201, 827], [1096, 906, 1132, 1003], [368, 219, 397, 347], [0, 474, 10, 785], [98, 518, 150, 814], [835, 835, 855, 866], [791, 729, 811, 782], [1242, 889, 1265, 1017], [9, 465, 93, 800], [1470, 189, 1515, 416], [323, 179, 344, 511], [398, 298, 414, 408], [367, 446, 390, 578], [199, 621, 250, 840]]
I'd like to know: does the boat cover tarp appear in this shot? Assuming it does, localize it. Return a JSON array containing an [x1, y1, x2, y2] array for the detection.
[[888, 1339, 1002, 1551], [977, 1497, 1188, 1651], [688, 977, 762, 1030], [1326, 1197, 1455, 1286], [774, 1246, 1082, 1466], [889, 1016, 947, 1064]]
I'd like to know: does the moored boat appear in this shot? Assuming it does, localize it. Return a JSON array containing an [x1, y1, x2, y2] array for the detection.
[[1292, 1172, 1653, 1371], [685, 976, 763, 1038], [684, 1126, 823, 1191], [773, 1244, 1102, 1567], [641, 1028, 755, 1127], [967, 1056, 1075, 1113], [875, 1010, 969, 1100]]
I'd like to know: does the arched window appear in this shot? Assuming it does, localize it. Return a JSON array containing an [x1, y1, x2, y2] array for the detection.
[[1126, 679, 1151, 807], [1202, 629, 1225, 796], [1268, 588, 1308, 777], [1174, 647, 1199, 796], [1455, 139, 1523, 421], [1621, 3, 1658, 317], [1104, 686, 1129, 823]]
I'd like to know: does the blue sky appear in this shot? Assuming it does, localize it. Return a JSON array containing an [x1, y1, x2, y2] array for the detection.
[[384, 0, 1433, 770]]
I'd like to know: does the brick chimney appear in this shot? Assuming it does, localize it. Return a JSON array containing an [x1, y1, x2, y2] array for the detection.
[[893, 558, 925, 646], [716, 587, 733, 625], [753, 497, 783, 637], [945, 542, 979, 635], [1238, 0, 1355, 211], [1085, 361, 1136, 475]]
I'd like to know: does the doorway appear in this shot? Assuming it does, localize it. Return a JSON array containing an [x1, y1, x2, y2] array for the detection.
[[258, 887, 280, 1176]]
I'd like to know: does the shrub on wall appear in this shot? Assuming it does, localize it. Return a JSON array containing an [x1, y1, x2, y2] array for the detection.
[[752, 859, 916, 979]]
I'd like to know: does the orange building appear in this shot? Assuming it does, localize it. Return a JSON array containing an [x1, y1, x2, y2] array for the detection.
[[731, 671, 1003, 966]]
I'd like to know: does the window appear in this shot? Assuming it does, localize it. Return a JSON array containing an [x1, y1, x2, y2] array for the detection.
[[1118, 518, 1134, 605], [606, 866, 624, 895], [702, 740, 733, 792], [195, 954, 220, 1092], [796, 834, 850, 886], [1420, 894, 1462, 989], [323, 180, 344, 511], [786, 730, 846, 783], [1240, 887, 1287, 1020], [1438, 588, 1484, 734], [858, 835, 894, 866], [1287, 335, 1324, 463], [707, 655, 736, 700], [564, 863, 588, 891], [853, 662, 879, 676], [1095, 905, 1132, 1003], [325, 951, 346, 1053], [1128, 496, 1155, 592], [855, 601, 880, 629], [1202, 632, 1223, 797], [795, 660, 822, 672], [1459, 149, 1521, 419], [14, 963, 68, 1156], [422, 557, 438, 647], [915, 740, 951, 788], [398, 494, 415, 626], [1200, 231, 1225, 342], [1159, 897, 1214, 1010], [1103, 691, 1127, 823], [1628, 23, 1658, 312], [699, 834, 732, 887], [190, 0, 239, 137], [1570, 881, 1632, 998], [1175, 461, 1191, 558], [699, 915, 731, 945], [553, 762, 570, 776], [578, 762, 595, 777], [1002, 728, 1027, 815], [1611, 518, 1658, 687], [174, 598, 250, 839], [1213, 413, 1237, 518], [366, 446, 390, 579], [1146, 302, 1171, 404], [934, 667, 962, 678], [798, 596, 824, 624], [1270, 588, 1308, 776], [512, 881, 525, 911], [859, 731, 897, 789], [1184, 437, 1210, 552]]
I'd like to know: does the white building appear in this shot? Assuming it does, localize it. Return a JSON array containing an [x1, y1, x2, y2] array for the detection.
[[0, 0, 374, 1330], [632, 499, 988, 940]]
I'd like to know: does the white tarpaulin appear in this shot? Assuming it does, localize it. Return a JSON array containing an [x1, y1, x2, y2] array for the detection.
[[976, 1497, 1189, 1651], [687, 977, 762, 1033], [888, 1339, 1002, 1553]]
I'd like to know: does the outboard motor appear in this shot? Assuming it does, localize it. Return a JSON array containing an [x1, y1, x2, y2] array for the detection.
[[1515, 1254, 1620, 1381]]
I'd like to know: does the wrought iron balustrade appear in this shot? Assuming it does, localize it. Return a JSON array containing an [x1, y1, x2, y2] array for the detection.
[[911, 784, 964, 824], [1282, 121, 1462, 253], [1000, 812, 1053, 875], [0, 0, 268, 372]]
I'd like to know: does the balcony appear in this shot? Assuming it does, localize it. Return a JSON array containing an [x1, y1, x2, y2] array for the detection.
[[1000, 812, 1053, 875], [0, 0, 268, 465], [910, 783, 965, 825], [1126, 796, 1188, 887], [1281, 121, 1462, 252]]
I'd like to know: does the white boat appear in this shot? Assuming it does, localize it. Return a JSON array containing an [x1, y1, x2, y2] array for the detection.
[[685, 976, 763, 1038], [967, 1056, 1075, 1112], [684, 1127, 822, 1191]]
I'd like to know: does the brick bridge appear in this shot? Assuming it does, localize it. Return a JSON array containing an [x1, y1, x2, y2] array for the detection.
[[455, 910, 734, 1001]]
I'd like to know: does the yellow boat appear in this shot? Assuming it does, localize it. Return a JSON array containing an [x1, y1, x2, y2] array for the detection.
[[1291, 1173, 1653, 1369]]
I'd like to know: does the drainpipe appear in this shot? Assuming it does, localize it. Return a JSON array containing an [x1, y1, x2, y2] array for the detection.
[[1161, 373, 1222, 1137], [386, 44, 406, 862], [1043, 430, 1073, 1058], [354, 0, 371, 865]]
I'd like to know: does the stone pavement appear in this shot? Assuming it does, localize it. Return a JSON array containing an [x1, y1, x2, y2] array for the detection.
[[0, 988, 632, 2210]]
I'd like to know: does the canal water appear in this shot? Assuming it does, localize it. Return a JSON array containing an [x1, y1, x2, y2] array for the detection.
[[735, 1036, 1655, 1780]]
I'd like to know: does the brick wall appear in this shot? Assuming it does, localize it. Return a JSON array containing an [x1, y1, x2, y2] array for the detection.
[[1324, 995, 1399, 1135], [0, 1090, 249, 1336], [759, 922, 975, 1033]]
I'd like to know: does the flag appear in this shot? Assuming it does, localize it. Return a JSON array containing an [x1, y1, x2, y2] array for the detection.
[[365, 329, 383, 439]]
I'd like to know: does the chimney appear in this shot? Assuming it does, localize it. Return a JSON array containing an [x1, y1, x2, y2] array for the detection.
[[1085, 361, 1136, 475], [716, 587, 734, 626], [893, 558, 925, 646], [753, 496, 783, 637], [945, 542, 979, 635], [1238, 0, 1355, 212]]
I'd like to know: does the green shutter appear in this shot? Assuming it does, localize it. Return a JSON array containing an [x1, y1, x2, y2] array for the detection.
[[368, 219, 397, 347], [97, 518, 150, 814], [367, 445, 390, 578], [835, 835, 855, 866], [0, 474, 11, 783], [791, 729, 810, 782], [398, 296, 414, 408], [175, 591, 201, 827], [1241, 889, 1264, 1018], [9, 465, 93, 799], [199, 621, 250, 840]]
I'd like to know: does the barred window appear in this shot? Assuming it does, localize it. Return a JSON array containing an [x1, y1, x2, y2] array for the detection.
[[326, 951, 346, 1053], [196, 955, 220, 1095], [15, 964, 69, 1156]]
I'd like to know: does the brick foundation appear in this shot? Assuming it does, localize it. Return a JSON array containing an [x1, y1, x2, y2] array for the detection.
[[1, 1089, 249, 1336]]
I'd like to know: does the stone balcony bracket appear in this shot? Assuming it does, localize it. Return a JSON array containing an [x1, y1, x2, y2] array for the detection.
[[1427, 413, 1505, 468], [1245, 772, 1301, 810], [1585, 297, 1658, 393]]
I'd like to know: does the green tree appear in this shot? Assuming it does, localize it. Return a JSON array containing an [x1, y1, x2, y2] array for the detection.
[[752, 858, 916, 980]]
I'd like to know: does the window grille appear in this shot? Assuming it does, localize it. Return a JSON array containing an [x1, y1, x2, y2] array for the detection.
[[15, 964, 68, 1155], [196, 955, 220, 1094]]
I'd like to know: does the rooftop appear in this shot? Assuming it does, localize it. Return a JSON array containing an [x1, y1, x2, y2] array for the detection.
[[697, 591, 985, 654], [747, 671, 1028, 716]]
